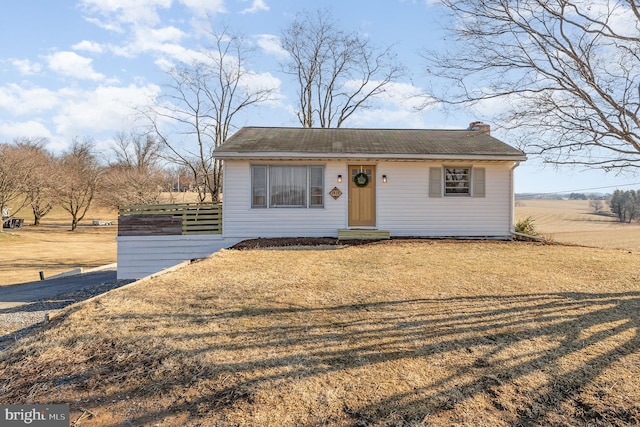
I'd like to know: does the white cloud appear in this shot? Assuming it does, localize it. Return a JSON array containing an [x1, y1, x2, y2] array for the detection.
[[47, 51, 105, 81], [239, 71, 283, 104], [79, 0, 172, 28], [466, 89, 521, 119], [53, 84, 161, 135], [0, 84, 60, 115], [135, 26, 188, 50], [350, 108, 427, 129], [0, 120, 52, 140], [110, 25, 189, 58], [179, 0, 226, 16], [241, 0, 269, 14], [570, 0, 639, 38], [0, 81, 161, 151], [378, 81, 427, 110], [9, 59, 42, 75], [72, 40, 105, 53], [256, 34, 288, 59], [341, 81, 429, 128], [344, 80, 426, 111]]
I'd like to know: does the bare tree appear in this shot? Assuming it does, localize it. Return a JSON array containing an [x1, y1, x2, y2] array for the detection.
[[589, 199, 604, 213], [422, 0, 640, 170], [281, 8, 405, 128], [99, 166, 164, 208], [13, 138, 58, 225], [98, 132, 165, 208], [145, 24, 277, 202], [56, 138, 102, 231], [0, 142, 31, 230], [111, 131, 163, 171]]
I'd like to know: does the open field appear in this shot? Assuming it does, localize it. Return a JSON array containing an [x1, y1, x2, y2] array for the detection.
[[515, 199, 640, 250], [1, 240, 638, 426], [0, 205, 118, 285]]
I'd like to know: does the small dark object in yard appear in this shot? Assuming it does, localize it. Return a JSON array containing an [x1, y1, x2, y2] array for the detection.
[[2, 217, 24, 229]]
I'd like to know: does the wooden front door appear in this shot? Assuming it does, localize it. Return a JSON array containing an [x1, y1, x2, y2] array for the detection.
[[348, 165, 376, 227]]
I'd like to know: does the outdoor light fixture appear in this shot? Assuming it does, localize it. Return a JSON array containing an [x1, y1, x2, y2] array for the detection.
[[382, 174, 388, 183], [337, 174, 343, 183]]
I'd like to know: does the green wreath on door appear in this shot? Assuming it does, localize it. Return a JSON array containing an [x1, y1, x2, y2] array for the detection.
[[353, 172, 369, 187]]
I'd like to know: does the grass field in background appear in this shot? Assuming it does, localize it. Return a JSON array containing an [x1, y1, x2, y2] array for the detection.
[[515, 199, 640, 250], [0, 205, 118, 285]]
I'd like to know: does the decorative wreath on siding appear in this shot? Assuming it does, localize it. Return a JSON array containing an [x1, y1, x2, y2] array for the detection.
[[353, 172, 369, 187]]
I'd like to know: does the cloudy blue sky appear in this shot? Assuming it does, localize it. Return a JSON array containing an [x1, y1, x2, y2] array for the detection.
[[1, 0, 639, 193]]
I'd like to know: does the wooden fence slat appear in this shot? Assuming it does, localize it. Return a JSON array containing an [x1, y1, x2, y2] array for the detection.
[[119, 203, 222, 235]]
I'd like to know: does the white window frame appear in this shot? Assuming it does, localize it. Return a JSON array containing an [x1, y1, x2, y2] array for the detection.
[[251, 165, 324, 208]]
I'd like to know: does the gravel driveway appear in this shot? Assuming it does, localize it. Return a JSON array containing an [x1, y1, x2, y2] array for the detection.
[[0, 272, 133, 351]]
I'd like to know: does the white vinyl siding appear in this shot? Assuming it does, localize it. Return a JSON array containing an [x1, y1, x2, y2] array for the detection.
[[116, 235, 243, 280], [378, 163, 512, 236], [223, 160, 515, 239]]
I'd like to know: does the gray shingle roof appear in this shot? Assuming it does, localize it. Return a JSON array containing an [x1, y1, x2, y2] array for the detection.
[[214, 127, 526, 160]]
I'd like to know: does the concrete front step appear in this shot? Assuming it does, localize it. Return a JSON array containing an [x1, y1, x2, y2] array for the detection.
[[338, 229, 390, 240]]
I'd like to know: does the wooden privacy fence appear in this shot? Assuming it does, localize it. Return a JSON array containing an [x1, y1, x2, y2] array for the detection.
[[118, 203, 222, 236]]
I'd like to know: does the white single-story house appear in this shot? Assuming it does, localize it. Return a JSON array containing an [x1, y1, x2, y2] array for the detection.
[[117, 123, 526, 279], [215, 124, 526, 238]]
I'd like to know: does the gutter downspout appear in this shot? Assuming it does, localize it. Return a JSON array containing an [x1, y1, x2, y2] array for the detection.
[[510, 161, 520, 237]]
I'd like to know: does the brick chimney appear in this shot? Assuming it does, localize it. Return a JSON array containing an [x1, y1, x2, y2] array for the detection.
[[467, 121, 490, 135]]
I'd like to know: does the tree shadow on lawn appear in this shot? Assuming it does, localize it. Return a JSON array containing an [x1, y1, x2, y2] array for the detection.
[[6, 291, 640, 426], [572, 211, 632, 224]]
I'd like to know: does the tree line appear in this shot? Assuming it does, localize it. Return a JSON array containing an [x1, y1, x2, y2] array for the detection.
[[0, 134, 194, 231], [609, 190, 640, 223]]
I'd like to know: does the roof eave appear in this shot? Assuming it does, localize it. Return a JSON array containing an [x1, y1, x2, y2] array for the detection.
[[214, 152, 527, 162]]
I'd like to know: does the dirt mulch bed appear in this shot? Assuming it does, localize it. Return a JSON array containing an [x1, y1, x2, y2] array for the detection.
[[229, 236, 501, 250], [230, 237, 341, 249]]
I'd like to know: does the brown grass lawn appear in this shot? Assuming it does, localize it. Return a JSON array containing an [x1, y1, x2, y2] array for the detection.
[[1, 241, 639, 426], [0, 205, 117, 286]]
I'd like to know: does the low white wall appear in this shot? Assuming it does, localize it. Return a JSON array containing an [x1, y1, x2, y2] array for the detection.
[[117, 235, 243, 280]]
